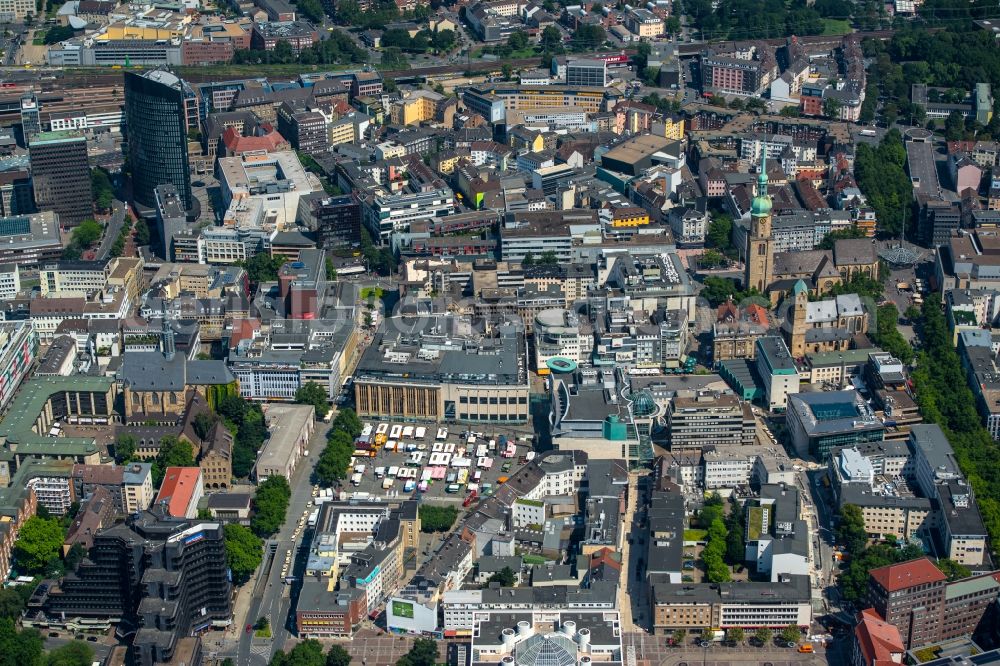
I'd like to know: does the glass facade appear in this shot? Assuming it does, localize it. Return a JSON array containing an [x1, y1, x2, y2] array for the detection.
[[124, 71, 192, 211]]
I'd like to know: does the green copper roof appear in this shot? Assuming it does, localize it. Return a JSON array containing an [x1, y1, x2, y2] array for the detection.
[[750, 153, 772, 218], [792, 279, 809, 297]]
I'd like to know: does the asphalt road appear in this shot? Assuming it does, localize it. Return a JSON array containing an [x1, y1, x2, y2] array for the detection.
[[231, 424, 332, 666], [94, 199, 127, 261]]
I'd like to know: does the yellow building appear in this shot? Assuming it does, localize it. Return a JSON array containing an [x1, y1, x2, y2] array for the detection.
[[432, 151, 464, 175], [655, 115, 685, 141], [99, 24, 185, 41], [328, 119, 357, 147], [390, 90, 445, 126], [610, 206, 651, 227]]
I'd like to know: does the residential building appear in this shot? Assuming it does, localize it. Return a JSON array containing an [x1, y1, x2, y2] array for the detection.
[[624, 7, 663, 38], [153, 467, 204, 519]]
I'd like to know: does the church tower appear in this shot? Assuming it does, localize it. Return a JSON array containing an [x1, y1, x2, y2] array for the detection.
[[744, 153, 774, 294], [789, 278, 809, 357]]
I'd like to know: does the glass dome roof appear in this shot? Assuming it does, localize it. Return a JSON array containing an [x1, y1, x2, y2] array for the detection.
[[631, 390, 659, 417], [514, 635, 577, 666]]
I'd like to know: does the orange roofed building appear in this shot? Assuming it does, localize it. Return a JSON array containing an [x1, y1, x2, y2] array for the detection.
[[851, 608, 904, 666], [867, 557, 947, 649], [154, 467, 204, 519]]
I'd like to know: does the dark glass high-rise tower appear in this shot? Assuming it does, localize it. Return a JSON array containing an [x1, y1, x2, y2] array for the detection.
[[28, 130, 94, 227], [124, 70, 192, 213]]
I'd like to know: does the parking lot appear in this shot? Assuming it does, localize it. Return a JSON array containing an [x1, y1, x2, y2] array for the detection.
[[332, 423, 536, 506]]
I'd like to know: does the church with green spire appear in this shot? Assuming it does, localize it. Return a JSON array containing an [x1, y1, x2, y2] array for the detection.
[[744, 154, 774, 294]]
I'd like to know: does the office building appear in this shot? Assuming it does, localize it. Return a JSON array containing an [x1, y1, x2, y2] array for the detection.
[[867, 558, 946, 649], [650, 574, 811, 633], [787, 390, 884, 461], [909, 424, 990, 566], [754, 336, 798, 412], [295, 500, 419, 637], [155, 184, 187, 260], [256, 404, 314, 481], [666, 390, 755, 449], [19, 92, 40, 137], [26, 509, 231, 665], [851, 608, 905, 666], [125, 70, 192, 212], [0, 321, 38, 414], [298, 193, 362, 250], [565, 59, 607, 87], [28, 131, 93, 227], [354, 315, 530, 423], [0, 212, 63, 267]]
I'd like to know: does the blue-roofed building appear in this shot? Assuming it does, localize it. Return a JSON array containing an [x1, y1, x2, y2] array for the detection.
[[786, 389, 884, 460]]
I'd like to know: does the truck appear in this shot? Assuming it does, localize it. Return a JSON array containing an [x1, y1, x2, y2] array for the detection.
[[375, 467, 385, 479], [457, 469, 469, 485], [351, 473, 363, 486], [307, 509, 319, 527]]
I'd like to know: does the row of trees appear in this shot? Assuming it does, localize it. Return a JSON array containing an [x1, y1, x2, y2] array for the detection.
[[854, 129, 912, 238], [252, 476, 292, 538], [683, 0, 827, 41], [231, 31, 368, 67], [911, 294, 1000, 556], [267, 636, 437, 666], [268, 639, 350, 666], [315, 409, 364, 486], [697, 494, 745, 583], [90, 168, 114, 212], [670, 625, 801, 647], [223, 523, 263, 584], [382, 27, 456, 54]]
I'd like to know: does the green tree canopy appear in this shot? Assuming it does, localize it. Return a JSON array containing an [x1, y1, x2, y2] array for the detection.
[[114, 434, 136, 463], [418, 504, 458, 533], [294, 382, 328, 419], [397, 638, 438, 666], [936, 558, 971, 581], [0, 619, 43, 666], [485, 566, 517, 587], [152, 436, 196, 487], [271, 639, 326, 666], [224, 524, 263, 585], [44, 641, 95, 666], [325, 645, 351, 666], [13, 517, 64, 574], [252, 475, 292, 538]]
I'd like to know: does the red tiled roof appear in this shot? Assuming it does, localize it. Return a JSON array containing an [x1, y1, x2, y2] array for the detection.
[[222, 126, 289, 155], [154, 467, 202, 518], [869, 557, 946, 593], [854, 608, 904, 666]]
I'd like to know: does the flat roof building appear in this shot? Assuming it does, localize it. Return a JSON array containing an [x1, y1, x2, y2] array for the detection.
[[256, 403, 314, 481]]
